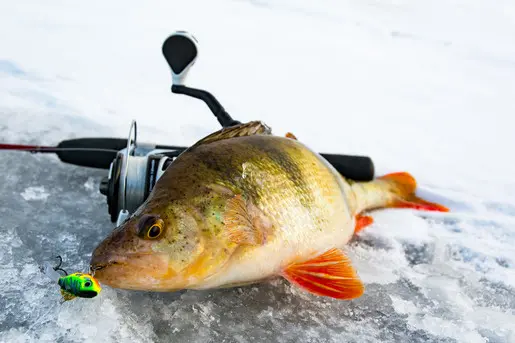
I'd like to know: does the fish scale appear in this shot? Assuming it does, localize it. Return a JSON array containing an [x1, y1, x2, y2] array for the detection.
[[90, 121, 449, 300]]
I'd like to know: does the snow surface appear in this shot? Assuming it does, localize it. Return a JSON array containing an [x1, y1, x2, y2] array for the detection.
[[1, 0, 515, 342]]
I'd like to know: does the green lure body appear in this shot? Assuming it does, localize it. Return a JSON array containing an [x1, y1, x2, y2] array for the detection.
[[57, 272, 101, 301]]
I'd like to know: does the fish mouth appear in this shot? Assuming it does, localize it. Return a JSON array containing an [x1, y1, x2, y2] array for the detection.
[[89, 261, 118, 274], [89, 254, 131, 274], [89, 253, 175, 290], [90, 252, 158, 270]]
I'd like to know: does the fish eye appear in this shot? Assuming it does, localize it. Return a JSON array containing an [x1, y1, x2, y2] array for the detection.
[[84, 281, 92, 287], [137, 215, 165, 239], [147, 223, 163, 239]]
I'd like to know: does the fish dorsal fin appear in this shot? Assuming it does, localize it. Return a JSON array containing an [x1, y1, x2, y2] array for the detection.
[[285, 132, 298, 140], [282, 248, 364, 300], [191, 121, 272, 148], [223, 194, 273, 246]]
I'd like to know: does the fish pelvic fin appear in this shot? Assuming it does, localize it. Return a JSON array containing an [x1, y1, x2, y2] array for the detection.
[[223, 194, 273, 246], [351, 172, 449, 217], [282, 248, 364, 300], [354, 214, 374, 234]]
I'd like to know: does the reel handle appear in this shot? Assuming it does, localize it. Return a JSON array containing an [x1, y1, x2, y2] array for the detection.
[[171, 85, 240, 128], [162, 31, 240, 128]]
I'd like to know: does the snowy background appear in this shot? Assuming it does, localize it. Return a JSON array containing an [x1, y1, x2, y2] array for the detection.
[[1, 0, 515, 342]]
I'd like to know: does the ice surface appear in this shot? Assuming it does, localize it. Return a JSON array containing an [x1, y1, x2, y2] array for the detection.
[[1, 0, 515, 342], [20, 186, 50, 201]]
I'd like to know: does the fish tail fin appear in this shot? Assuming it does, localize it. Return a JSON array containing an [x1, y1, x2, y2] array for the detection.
[[352, 172, 449, 215]]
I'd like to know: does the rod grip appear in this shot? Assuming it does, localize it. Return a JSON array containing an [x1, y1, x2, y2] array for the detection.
[[55, 138, 375, 181], [56, 138, 127, 169], [320, 153, 375, 181]]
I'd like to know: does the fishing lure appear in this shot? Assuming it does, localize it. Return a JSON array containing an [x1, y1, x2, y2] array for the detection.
[[43, 255, 102, 302], [58, 272, 102, 301]]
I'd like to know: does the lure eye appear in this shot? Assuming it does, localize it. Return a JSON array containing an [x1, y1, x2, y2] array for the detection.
[[147, 223, 162, 239], [84, 281, 92, 288]]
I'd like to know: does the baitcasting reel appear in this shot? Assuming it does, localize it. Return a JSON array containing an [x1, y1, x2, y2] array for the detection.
[[0, 31, 375, 225]]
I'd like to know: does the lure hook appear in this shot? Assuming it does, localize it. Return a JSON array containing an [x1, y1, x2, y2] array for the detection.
[[53, 255, 68, 276]]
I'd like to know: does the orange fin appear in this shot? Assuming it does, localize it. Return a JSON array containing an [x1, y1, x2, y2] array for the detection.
[[282, 248, 364, 300], [393, 195, 449, 212], [378, 172, 417, 193], [224, 194, 271, 245], [285, 132, 298, 140], [379, 172, 449, 212], [355, 215, 374, 233]]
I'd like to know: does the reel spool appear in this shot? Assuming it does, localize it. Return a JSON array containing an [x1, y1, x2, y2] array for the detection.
[[103, 120, 181, 225]]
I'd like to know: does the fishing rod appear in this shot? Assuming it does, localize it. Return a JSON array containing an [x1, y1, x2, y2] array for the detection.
[[0, 30, 375, 225]]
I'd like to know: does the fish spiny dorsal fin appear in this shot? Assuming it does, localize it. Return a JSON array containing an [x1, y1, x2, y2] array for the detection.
[[223, 194, 273, 246], [285, 132, 298, 140], [191, 121, 272, 149]]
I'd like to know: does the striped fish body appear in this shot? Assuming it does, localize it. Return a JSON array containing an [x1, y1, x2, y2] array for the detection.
[[178, 134, 357, 289], [90, 121, 448, 300]]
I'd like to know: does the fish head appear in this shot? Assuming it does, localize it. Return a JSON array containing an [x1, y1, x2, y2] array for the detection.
[[90, 189, 235, 291]]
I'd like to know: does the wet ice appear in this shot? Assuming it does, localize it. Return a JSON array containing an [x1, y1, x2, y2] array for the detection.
[[1, 0, 515, 342]]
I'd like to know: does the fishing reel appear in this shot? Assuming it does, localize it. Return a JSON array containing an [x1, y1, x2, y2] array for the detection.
[[97, 121, 186, 225], [0, 30, 375, 226]]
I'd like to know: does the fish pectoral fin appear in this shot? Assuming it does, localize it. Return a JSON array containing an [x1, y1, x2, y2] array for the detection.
[[192, 121, 272, 148], [282, 248, 365, 300], [355, 214, 374, 234], [60, 289, 77, 302], [224, 194, 272, 246]]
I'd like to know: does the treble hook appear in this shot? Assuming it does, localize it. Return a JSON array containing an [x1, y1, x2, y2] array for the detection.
[[53, 255, 68, 276]]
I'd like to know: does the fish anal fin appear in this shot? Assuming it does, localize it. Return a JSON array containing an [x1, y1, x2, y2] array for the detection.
[[224, 194, 272, 245], [192, 121, 272, 148], [282, 248, 364, 300], [355, 214, 374, 234]]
